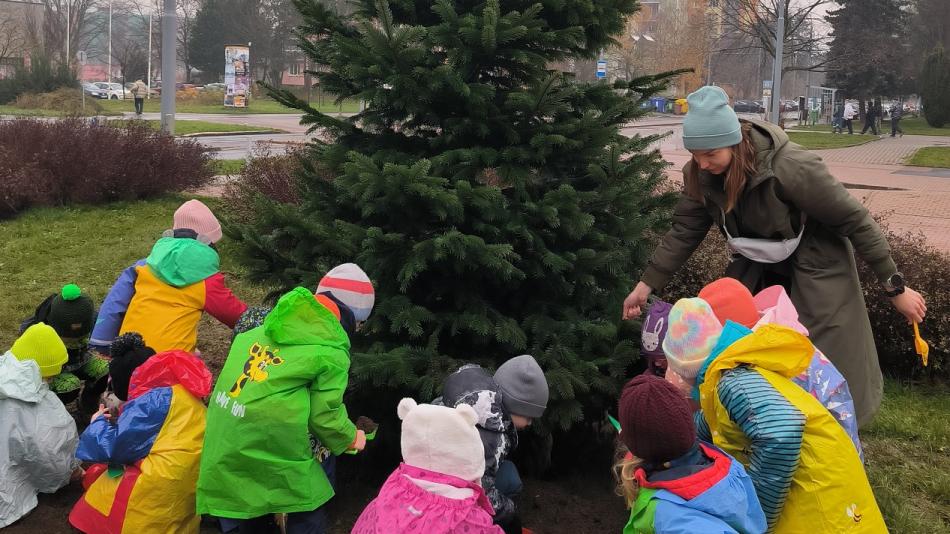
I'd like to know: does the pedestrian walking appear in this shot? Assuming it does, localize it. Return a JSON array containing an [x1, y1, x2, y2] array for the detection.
[[843, 101, 856, 134], [890, 102, 904, 137], [130, 79, 147, 116], [861, 101, 879, 135], [832, 105, 844, 134]]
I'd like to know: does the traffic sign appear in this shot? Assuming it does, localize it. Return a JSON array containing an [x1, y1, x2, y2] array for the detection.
[[596, 59, 607, 79], [76, 50, 87, 65]]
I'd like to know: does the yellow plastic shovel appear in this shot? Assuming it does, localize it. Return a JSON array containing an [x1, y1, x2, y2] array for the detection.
[[913, 322, 929, 367]]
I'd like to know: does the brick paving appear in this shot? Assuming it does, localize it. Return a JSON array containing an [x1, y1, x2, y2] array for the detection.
[[809, 134, 950, 165]]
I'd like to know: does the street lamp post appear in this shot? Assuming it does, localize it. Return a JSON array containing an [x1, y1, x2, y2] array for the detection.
[[147, 9, 152, 98], [65, 1, 70, 66], [160, 0, 176, 134], [107, 0, 112, 83], [769, 0, 786, 125]]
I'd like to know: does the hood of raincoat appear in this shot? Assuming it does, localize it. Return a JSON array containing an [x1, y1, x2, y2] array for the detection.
[[127, 349, 212, 401], [263, 287, 350, 349], [145, 237, 220, 288], [0, 351, 46, 403], [753, 285, 809, 335], [697, 323, 813, 399]]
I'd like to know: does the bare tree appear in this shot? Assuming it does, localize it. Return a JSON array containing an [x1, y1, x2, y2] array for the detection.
[[606, 0, 710, 93], [38, 0, 100, 65], [177, 0, 200, 82], [0, 13, 28, 68], [713, 0, 833, 74]]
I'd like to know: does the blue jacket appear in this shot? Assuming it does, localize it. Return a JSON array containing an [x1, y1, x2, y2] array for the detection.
[[625, 442, 766, 534]]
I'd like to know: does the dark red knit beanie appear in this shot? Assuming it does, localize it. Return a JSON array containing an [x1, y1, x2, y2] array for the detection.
[[618, 374, 696, 464]]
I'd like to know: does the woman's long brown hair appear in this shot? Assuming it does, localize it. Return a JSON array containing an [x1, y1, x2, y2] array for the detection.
[[684, 122, 758, 213]]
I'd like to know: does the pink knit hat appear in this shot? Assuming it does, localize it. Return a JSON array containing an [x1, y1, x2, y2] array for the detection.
[[662, 298, 723, 379], [316, 263, 375, 322], [173, 200, 222, 244]]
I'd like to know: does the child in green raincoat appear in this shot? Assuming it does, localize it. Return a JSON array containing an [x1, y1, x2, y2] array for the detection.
[[197, 266, 375, 533]]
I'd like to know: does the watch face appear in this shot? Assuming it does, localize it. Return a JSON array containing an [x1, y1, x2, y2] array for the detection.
[[889, 273, 904, 288]]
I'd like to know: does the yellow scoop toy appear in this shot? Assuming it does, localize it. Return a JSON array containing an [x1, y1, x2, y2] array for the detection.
[[913, 322, 929, 367]]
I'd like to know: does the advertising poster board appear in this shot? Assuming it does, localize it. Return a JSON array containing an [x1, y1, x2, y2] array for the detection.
[[224, 45, 250, 108]]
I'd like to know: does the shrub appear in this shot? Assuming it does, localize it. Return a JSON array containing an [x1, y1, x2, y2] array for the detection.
[[0, 118, 213, 218], [657, 217, 948, 379], [221, 144, 306, 220], [0, 56, 76, 104], [178, 88, 226, 105], [14, 88, 102, 115]]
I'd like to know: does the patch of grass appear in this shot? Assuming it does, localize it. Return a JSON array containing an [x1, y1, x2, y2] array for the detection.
[[98, 97, 360, 115], [0, 196, 269, 358], [0, 104, 121, 117], [863, 380, 950, 533], [109, 119, 277, 135], [907, 147, 950, 168], [794, 116, 950, 137], [211, 158, 246, 175], [787, 131, 877, 149]]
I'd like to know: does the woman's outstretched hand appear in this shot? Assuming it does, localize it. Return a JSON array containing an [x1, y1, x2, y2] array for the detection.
[[622, 282, 653, 320], [891, 287, 927, 324]]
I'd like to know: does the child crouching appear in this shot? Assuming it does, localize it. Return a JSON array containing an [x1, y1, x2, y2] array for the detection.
[[69, 346, 212, 534], [615, 374, 766, 534], [353, 398, 503, 533], [0, 324, 82, 528]]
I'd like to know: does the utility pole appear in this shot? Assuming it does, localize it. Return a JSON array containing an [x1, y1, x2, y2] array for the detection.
[[107, 0, 112, 83], [147, 9, 152, 98], [769, 0, 786, 125], [65, 1, 70, 66], [160, 0, 176, 134]]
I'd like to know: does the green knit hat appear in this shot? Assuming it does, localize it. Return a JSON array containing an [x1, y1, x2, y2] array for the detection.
[[682, 86, 742, 150]]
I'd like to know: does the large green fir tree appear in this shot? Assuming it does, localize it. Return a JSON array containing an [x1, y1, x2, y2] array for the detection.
[[234, 0, 680, 431], [920, 46, 950, 128]]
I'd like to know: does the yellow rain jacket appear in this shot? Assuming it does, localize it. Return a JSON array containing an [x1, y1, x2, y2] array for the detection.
[[698, 323, 886, 533]]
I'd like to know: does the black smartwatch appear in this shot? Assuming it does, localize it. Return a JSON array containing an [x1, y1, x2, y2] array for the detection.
[[884, 272, 905, 297]]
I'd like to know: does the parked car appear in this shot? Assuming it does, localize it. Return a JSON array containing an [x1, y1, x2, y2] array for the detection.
[[94, 82, 127, 100], [734, 100, 765, 113], [82, 82, 106, 99], [202, 82, 226, 92]]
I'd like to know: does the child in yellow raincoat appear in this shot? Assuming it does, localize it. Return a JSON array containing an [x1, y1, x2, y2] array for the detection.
[[69, 347, 212, 534], [662, 298, 886, 533]]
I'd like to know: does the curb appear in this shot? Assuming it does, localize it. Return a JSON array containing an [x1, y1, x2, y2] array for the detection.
[[179, 129, 282, 138]]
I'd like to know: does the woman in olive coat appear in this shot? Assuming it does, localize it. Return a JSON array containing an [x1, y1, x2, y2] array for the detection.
[[623, 86, 927, 426]]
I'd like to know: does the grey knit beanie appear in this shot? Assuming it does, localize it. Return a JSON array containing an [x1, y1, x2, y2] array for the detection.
[[493, 355, 549, 418], [682, 86, 742, 150]]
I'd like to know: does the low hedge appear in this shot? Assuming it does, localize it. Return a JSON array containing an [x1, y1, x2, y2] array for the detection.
[[0, 118, 213, 218]]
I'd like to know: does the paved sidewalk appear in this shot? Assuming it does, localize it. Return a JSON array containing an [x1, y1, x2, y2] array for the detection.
[[808, 134, 950, 165]]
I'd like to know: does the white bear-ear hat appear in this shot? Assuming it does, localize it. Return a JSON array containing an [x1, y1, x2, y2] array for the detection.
[[397, 397, 486, 483]]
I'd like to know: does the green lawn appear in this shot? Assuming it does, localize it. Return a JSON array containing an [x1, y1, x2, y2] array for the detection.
[[795, 117, 950, 137], [108, 119, 278, 135], [211, 158, 246, 175], [98, 97, 360, 115], [0, 197, 947, 533], [787, 131, 878, 149], [0, 196, 268, 354], [0, 104, 121, 117], [907, 147, 950, 168], [862, 380, 950, 533]]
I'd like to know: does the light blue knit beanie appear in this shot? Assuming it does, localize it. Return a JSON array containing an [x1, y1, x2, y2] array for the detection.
[[682, 86, 742, 150]]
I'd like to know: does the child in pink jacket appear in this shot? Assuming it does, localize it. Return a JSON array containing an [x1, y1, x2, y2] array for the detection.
[[352, 398, 503, 534]]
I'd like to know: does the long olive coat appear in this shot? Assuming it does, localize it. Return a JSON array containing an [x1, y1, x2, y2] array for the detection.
[[642, 119, 896, 427]]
